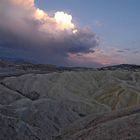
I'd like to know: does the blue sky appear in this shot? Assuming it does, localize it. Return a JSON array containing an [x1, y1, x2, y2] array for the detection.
[[35, 0, 140, 50]]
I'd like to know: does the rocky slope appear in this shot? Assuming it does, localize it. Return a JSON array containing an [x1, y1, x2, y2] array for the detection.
[[55, 105, 140, 140], [0, 61, 140, 140]]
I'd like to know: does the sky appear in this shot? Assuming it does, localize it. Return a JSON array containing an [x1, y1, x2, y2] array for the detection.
[[0, 0, 140, 67]]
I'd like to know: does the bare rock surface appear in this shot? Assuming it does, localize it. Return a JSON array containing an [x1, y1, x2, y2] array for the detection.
[[0, 84, 23, 105], [2, 71, 140, 110], [55, 105, 140, 140], [0, 62, 140, 140]]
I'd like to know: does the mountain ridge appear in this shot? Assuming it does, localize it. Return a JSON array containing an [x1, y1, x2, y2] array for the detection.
[[0, 59, 140, 72]]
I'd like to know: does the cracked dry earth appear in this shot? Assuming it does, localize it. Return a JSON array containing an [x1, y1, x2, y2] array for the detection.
[[0, 70, 140, 140]]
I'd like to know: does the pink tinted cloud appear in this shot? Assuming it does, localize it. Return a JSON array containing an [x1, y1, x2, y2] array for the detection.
[[68, 47, 127, 66]]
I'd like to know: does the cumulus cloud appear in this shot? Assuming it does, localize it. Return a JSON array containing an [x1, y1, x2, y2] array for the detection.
[[0, 0, 99, 65]]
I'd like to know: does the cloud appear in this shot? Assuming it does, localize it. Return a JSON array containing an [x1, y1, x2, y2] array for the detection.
[[93, 20, 104, 27], [0, 0, 99, 66], [133, 51, 139, 54], [117, 50, 125, 53], [68, 46, 127, 67]]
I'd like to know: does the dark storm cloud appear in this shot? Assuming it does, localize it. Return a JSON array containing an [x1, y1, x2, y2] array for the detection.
[[0, 0, 99, 65]]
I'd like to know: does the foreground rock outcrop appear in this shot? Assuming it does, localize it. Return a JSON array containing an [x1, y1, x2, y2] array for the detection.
[[0, 62, 140, 140]]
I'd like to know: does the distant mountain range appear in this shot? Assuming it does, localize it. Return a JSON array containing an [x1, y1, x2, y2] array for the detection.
[[0, 57, 140, 72], [98, 64, 140, 71]]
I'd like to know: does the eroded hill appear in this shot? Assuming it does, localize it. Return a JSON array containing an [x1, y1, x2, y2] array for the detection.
[[0, 62, 140, 140]]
